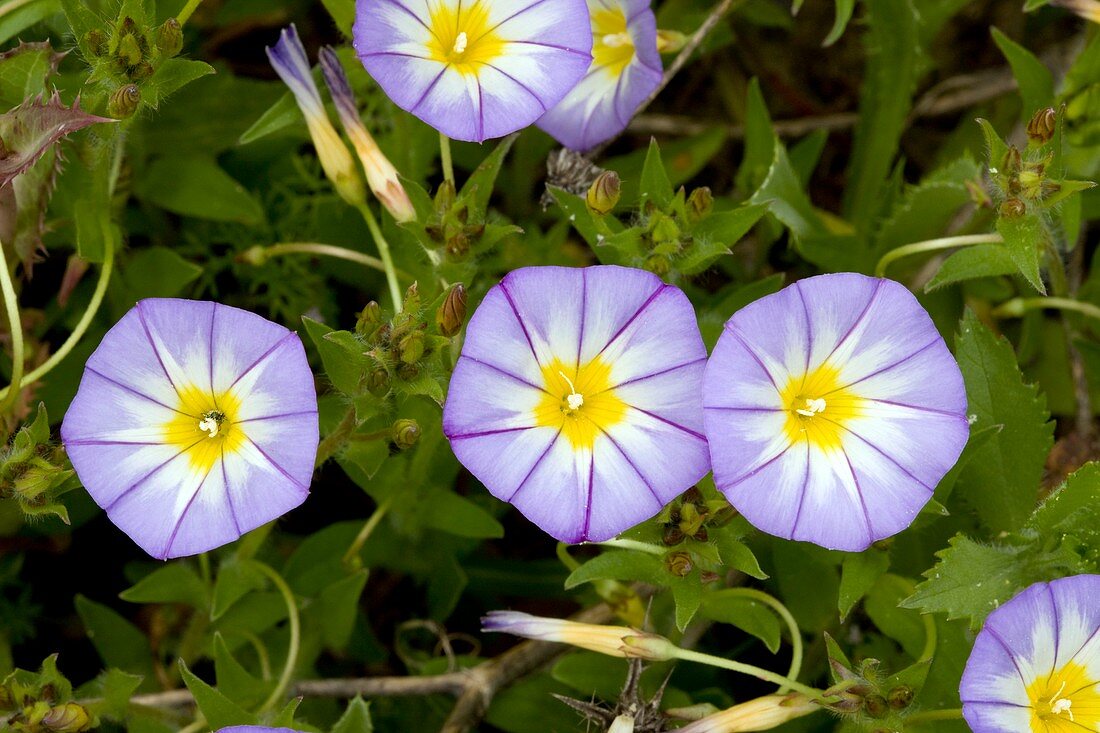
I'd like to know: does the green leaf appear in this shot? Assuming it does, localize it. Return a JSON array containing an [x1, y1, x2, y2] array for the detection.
[[925, 244, 1018, 291], [843, 0, 921, 230], [735, 78, 777, 194], [823, 0, 856, 46], [119, 563, 208, 608], [423, 492, 503, 539], [75, 595, 156, 679], [671, 575, 704, 631], [715, 534, 768, 579], [212, 558, 267, 621], [332, 697, 374, 733], [1028, 462, 1100, 545], [178, 659, 256, 729], [461, 135, 517, 222], [771, 542, 840, 632], [316, 570, 369, 649], [749, 140, 824, 239], [991, 27, 1055, 114], [120, 246, 203, 300], [0, 0, 61, 46], [91, 668, 144, 720], [145, 58, 216, 109], [212, 634, 268, 709], [954, 311, 1053, 532], [239, 91, 299, 145], [303, 318, 363, 395], [682, 203, 769, 274], [838, 549, 890, 620], [319, 0, 355, 36], [865, 574, 925, 659], [564, 550, 666, 589], [135, 156, 264, 225], [74, 190, 114, 264], [640, 138, 674, 209], [874, 158, 981, 257], [995, 212, 1044, 293], [700, 591, 782, 652]]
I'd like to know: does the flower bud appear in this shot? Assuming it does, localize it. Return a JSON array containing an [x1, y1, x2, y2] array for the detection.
[[656, 29, 688, 53], [447, 231, 471, 259], [397, 362, 420, 380], [864, 694, 887, 718], [708, 504, 738, 527], [436, 284, 468, 337], [402, 282, 421, 314], [646, 254, 670, 277], [887, 685, 913, 710], [117, 31, 144, 68], [391, 419, 421, 450], [1001, 146, 1022, 177], [676, 694, 819, 732], [367, 368, 389, 396], [663, 524, 685, 546], [687, 187, 714, 220], [665, 551, 693, 577], [586, 171, 621, 216], [155, 18, 183, 58], [435, 179, 456, 213], [651, 214, 681, 245], [41, 703, 92, 732], [1027, 107, 1057, 145], [1000, 198, 1026, 219], [84, 30, 107, 57], [398, 332, 425, 364], [130, 61, 154, 80], [356, 301, 385, 338], [621, 632, 678, 661], [108, 84, 141, 119]]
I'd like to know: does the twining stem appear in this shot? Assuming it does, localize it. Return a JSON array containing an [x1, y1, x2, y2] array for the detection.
[[235, 629, 273, 680], [343, 496, 394, 565], [0, 0, 35, 18], [905, 708, 964, 726], [721, 589, 803, 692], [254, 562, 301, 714], [176, 0, 205, 26], [355, 203, 404, 313], [874, 233, 1004, 278], [439, 132, 455, 188], [993, 296, 1100, 323], [671, 647, 832, 703], [177, 717, 206, 733], [595, 538, 666, 556], [315, 407, 358, 466], [0, 239, 25, 414], [244, 243, 391, 275]]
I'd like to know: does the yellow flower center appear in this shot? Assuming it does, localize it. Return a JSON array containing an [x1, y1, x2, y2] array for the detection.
[[780, 363, 865, 452], [534, 357, 627, 450], [1027, 661, 1100, 731], [164, 385, 245, 472], [427, 1, 507, 74], [592, 6, 634, 76]]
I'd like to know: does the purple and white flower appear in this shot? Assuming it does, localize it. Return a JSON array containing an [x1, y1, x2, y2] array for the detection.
[[960, 575, 1100, 732], [61, 299, 318, 560], [538, 0, 663, 152], [443, 266, 709, 543], [702, 273, 968, 552], [353, 0, 594, 143]]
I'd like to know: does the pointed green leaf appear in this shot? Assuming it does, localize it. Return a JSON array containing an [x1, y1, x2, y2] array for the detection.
[[74, 595, 156, 679], [423, 492, 503, 539], [640, 138, 673, 208], [991, 27, 1055, 114], [700, 592, 781, 652], [564, 550, 666, 589], [316, 570, 369, 649], [120, 563, 208, 609], [332, 697, 374, 733], [925, 244, 1018, 291], [178, 659, 256, 729], [212, 634, 269, 709], [838, 549, 891, 620]]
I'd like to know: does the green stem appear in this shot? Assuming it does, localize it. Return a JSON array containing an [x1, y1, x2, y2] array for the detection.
[[720, 589, 802, 692], [556, 543, 582, 572], [993, 296, 1100, 323], [874, 233, 1003, 278], [197, 553, 211, 587], [254, 562, 300, 714], [595, 538, 666, 556], [905, 708, 964, 726], [175, 0, 205, 26], [177, 717, 206, 733], [233, 630, 272, 680], [0, 239, 24, 415], [671, 647, 831, 703], [343, 496, 394, 565], [0, 233, 115, 403], [439, 132, 455, 188], [0, 0, 35, 18], [356, 204, 403, 313], [244, 243, 395, 276], [315, 407, 357, 466]]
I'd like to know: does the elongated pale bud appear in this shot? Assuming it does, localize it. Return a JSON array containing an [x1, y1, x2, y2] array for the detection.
[[266, 25, 366, 208], [1051, 0, 1100, 22], [319, 47, 416, 223], [482, 611, 676, 661], [656, 29, 688, 53], [676, 694, 819, 732]]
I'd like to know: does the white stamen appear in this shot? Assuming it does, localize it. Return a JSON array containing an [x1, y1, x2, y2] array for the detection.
[[795, 398, 826, 417], [198, 416, 220, 438], [453, 32, 468, 54], [601, 32, 632, 48], [1049, 681, 1074, 720], [558, 370, 584, 412]]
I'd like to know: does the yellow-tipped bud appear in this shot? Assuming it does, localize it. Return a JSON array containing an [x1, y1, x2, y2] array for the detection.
[[675, 694, 819, 732]]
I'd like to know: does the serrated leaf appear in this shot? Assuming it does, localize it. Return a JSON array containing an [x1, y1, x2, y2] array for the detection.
[[332, 697, 374, 733], [954, 311, 1053, 532], [700, 591, 782, 652], [564, 550, 666, 590], [640, 138, 673, 208], [838, 549, 890, 620], [178, 659, 256, 729], [1028, 462, 1100, 544], [119, 563, 208, 608], [925, 244, 1018, 291], [991, 27, 1055, 114], [0, 93, 111, 189]]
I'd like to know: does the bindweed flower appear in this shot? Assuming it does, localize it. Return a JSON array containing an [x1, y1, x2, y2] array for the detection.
[[675, 694, 819, 732], [702, 274, 968, 552], [482, 610, 676, 660], [318, 47, 415, 223], [538, 0, 663, 152], [353, 0, 593, 143], [61, 300, 319, 559], [443, 266, 709, 542], [267, 25, 366, 207], [961, 575, 1100, 731]]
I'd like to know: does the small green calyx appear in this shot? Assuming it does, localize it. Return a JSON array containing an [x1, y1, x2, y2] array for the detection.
[[107, 84, 140, 118], [392, 419, 421, 450], [436, 283, 467, 337], [155, 18, 184, 58], [586, 170, 621, 216]]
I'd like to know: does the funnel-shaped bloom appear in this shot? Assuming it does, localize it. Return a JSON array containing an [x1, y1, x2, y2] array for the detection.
[[319, 47, 415, 223], [353, 0, 593, 143], [267, 25, 366, 207], [443, 266, 709, 542], [961, 575, 1100, 732], [675, 695, 819, 732], [702, 274, 968, 552], [61, 300, 318, 560], [482, 610, 675, 660], [538, 0, 663, 152]]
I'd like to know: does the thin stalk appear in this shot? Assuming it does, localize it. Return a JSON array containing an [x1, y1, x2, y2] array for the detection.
[[246, 243, 391, 275], [671, 647, 831, 703], [0, 240, 24, 414], [356, 204, 403, 312], [234, 630, 272, 680], [595, 538, 666, 556], [874, 233, 1003, 278], [993, 296, 1100, 323], [176, 0, 205, 26], [439, 132, 455, 187], [0, 0, 35, 18], [177, 717, 206, 733], [255, 562, 301, 714], [315, 407, 357, 466], [0, 233, 115, 403], [721, 589, 802, 691], [343, 496, 394, 565]]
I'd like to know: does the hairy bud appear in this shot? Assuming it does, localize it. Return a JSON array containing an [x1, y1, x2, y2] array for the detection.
[[665, 551, 693, 577], [108, 84, 141, 119], [1027, 107, 1057, 145], [155, 18, 183, 58], [586, 171, 621, 216], [436, 284, 468, 337], [999, 198, 1026, 219], [41, 703, 92, 733], [392, 419, 421, 450]]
